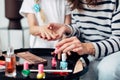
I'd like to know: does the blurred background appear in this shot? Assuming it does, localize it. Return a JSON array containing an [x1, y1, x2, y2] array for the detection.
[[0, 0, 30, 51]]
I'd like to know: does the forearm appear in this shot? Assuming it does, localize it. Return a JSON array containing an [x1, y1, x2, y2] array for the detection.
[[82, 36, 120, 59], [64, 15, 71, 25], [92, 37, 120, 59], [26, 13, 42, 36]]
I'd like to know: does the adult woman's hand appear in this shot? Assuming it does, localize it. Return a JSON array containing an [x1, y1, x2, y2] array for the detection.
[[55, 37, 95, 56]]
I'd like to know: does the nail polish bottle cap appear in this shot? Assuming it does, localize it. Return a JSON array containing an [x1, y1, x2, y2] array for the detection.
[[24, 61, 29, 70], [62, 53, 67, 61], [38, 64, 44, 73]]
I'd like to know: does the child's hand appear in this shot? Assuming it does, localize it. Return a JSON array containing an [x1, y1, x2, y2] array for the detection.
[[37, 25, 59, 40]]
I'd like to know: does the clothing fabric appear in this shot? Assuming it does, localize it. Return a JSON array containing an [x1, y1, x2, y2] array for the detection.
[[70, 0, 120, 59], [19, 0, 71, 48], [69, 0, 120, 80], [115, 61, 120, 80], [80, 51, 120, 80]]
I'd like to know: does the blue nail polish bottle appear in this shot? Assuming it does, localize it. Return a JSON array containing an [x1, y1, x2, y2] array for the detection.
[[60, 53, 68, 70]]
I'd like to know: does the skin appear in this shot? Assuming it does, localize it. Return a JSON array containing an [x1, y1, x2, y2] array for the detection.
[[26, 13, 71, 40], [26, 10, 87, 73], [26, 13, 71, 59], [37, 23, 95, 56]]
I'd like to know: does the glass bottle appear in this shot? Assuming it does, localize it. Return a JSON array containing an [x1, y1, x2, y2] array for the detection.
[[5, 47, 16, 77]]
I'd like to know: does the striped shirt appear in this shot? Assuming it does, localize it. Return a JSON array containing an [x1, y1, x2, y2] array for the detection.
[[70, 0, 120, 59]]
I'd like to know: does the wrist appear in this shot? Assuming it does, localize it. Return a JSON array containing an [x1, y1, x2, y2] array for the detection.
[[30, 26, 40, 36], [83, 43, 95, 56], [64, 24, 73, 37]]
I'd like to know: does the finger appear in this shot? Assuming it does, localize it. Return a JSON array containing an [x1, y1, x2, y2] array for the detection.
[[72, 47, 83, 52], [62, 43, 77, 53], [66, 51, 71, 56], [63, 41, 82, 53], [34, 32, 40, 36], [51, 52, 54, 55], [38, 28, 47, 39], [56, 37, 73, 48], [46, 31, 59, 40], [39, 28, 55, 40], [57, 53, 61, 60], [56, 41, 74, 53], [55, 37, 78, 53], [43, 31, 52, 40]]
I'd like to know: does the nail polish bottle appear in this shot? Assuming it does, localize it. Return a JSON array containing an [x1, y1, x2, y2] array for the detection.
[[60, 53, 68, 70], [37, 64, 45, 79], [21, 61, 30, 77], [5, 47, 16, 77], [51, 57, 57, 69]]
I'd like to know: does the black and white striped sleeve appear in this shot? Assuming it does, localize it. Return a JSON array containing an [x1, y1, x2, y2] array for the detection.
[[92, 2, 120, 59]]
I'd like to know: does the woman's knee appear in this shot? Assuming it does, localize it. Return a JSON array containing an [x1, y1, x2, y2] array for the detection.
[[97, 52, 120, 80], [97, 58, 116, 74]]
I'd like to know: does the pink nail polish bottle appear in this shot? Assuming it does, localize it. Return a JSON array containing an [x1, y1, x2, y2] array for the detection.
[[37, 64, 45, 79], [24, 61, 29, 70], [51, 57, 57, 69], [21, 61, 30, 77], [38, 64, 44, 73]]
